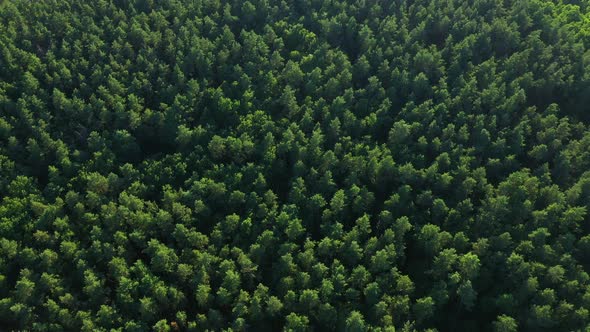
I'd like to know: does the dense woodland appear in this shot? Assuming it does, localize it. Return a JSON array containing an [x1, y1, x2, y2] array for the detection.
[[1, 0, 590, 330]]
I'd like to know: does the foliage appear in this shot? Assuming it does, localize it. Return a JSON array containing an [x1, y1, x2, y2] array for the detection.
[[1, 0, 590, 331]]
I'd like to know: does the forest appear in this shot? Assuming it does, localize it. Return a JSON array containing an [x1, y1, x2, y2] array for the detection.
[[1, 0, 590, 330]]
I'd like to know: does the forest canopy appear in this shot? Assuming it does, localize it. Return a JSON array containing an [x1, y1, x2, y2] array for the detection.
[[1, 0, 590, 331]]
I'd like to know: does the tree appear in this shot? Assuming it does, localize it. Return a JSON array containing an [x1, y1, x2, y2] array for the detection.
[[414, 296, 435, 324], [458, 281, 477, 311], [494, 315, 517, 332], [345, 311, 367, 332], [284, 313, 309, 332]]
